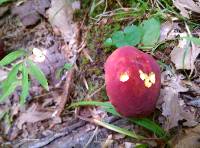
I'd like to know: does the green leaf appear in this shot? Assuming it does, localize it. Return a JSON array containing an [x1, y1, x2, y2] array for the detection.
[[56, 63, 73, 79], [0, 110, 7, 120], [0, 80, 21, 102], [102, 103, 170, 140], [0, 0, 13, 5], [2, 63, 21, 93], [0, 50, 25, 67], [20, 63, 29, 105], [129, 118, 170, 140], [68, 101, 113, 109], [135, 144, 148, 148], [140, 18, 160, 46], [63, 63, 73, 70], [124, 25, 142, 46], [94, 119, 144, 140], [69, 101, 169, 140], [55, 68, 63, 80], [112, 31, 128, 47], [109, 26, 142, 48], [27, 60, 49, 91], [183, 36, 200, 45], [104, 38, 113, 46]]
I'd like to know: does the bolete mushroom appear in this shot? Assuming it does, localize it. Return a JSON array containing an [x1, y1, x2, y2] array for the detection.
[[104, 46, 161, 117]]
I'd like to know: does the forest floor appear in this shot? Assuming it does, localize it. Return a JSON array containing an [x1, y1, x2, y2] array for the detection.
[[1, 0, 200, 148]]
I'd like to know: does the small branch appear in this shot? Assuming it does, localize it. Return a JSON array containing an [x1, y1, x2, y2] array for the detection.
[[55, 68, 75, 117], [15, 120, 86, 148], [84, 127, 99, 148]]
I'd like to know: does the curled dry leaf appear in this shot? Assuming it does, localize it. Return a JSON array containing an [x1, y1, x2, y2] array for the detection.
[[17, 104, 53, 129], [170, 32, 200, 70], [157, 71, 197, 130], [172, 124, 200, 148], [173, 0, 200, 18], [159, 21, 180, 42]]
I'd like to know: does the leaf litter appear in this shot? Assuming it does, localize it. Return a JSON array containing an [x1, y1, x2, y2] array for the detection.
[[170, 32, 200, 70], [16, 104, 53, 129], [12, 0, 51, 26], [173, 0, 200, 18], [0, 0, 79, 145], [171, 124, 200, 148], [2, 0, 200, 147], [157, 70, 198, 130]]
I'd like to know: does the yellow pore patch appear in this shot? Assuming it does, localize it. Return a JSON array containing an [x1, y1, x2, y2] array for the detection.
[[120, 72, 129, 82], [139, 70, 155, 88]]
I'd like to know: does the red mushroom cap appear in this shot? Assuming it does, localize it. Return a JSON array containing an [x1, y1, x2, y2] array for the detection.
[[104, 46, 161, 117]]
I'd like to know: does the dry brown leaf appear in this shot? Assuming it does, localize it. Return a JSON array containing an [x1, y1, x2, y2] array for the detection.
[[172, 124, 200, 148], [170, 32, 200, 70], [158, 71, 197, 130], [46, 0, 79, 118], [102, 135, 113, 148], [173, 0, 200, 18], [47, 0, 77, 44], [17, 104, 53, 129], [12, 0, 50, 26], [159, 21, 180, 42]]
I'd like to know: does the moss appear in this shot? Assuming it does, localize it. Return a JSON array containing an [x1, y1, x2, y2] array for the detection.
[[100, 88, 109, 101], [88, 81, 96, 94], [86, 23, 122, 54], [92, 68, 102, 75], [88, 67, 102, 76], [81, 57, 90, 65], [73, 9, 83, 22]]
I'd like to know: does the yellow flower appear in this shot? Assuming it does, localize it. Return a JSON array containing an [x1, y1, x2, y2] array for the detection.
[[139, 70, 155, 88]]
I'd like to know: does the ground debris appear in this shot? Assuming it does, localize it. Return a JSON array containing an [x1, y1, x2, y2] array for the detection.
[[157, 70, 198, 130], [170, 32, 200, 70], [16, 104, 53, 129], [159, 21, 180, 42], [12, 0, 50, 26], [187, 99, 200, 107], [171, 124, 200, 148], [173, 0, 200, 18]]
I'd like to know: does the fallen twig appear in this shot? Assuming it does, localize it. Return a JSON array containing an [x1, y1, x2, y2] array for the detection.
[[55, 68, 75, 117], [14, 120, 86, 148]]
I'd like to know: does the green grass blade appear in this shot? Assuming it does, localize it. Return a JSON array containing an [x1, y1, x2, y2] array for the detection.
[[0, 50, 25, 67], [68, 101, 113, 109], [129, 118, 170, 140], [69, 101, 169, 140], [0, 80, 21, 102], [2, 63, 21, 93], [183, 36, 200, 45], [93, 119, 144, 140], [27, 60, 49, 91], [135, 144, 148, 148], [63, 63, 73, 70], [20, 63, 29, 105], [102, 104, 170, 140]]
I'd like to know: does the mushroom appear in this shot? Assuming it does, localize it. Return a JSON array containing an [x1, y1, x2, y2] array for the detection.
[[104, 46, 161, 117]]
